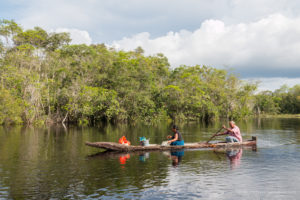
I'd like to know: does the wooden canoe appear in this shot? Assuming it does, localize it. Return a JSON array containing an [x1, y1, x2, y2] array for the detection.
[[85, 136, 257, 152]]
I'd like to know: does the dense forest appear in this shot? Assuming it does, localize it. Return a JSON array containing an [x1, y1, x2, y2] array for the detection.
[[0, 20, 299, 125]]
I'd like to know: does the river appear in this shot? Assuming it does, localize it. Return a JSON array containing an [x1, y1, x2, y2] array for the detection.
[[0, 118, 299, 199]]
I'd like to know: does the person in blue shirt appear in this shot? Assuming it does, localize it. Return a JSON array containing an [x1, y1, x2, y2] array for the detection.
[[167, 125, 184, 146]]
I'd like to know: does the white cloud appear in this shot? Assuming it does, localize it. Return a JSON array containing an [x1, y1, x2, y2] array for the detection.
[[4, 0, 300, 90], [111, 14, 300, 78], [245, 77, 300, 92], [9, 0, 300, 43], [54, 28, 92, 45]]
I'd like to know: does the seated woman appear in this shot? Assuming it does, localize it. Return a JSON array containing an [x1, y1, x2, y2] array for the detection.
[[167, 125, 184, 146]]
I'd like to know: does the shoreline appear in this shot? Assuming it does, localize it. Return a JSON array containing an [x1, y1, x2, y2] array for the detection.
[[255, 114, 300, 118]]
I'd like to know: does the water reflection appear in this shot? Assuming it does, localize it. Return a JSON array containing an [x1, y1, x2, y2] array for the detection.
[[226, 148, 243, 170], [214, 148, 243, 170], [0, 118, 300, 199], [161, 150, 185, 167], [139, 153, 149, 162], [170, 150, 184, 167], [89, 150, 185, 168], [119, 154, 130, 165]]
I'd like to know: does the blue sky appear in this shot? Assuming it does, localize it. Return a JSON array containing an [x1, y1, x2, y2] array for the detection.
[[1, 0, 300, 90]]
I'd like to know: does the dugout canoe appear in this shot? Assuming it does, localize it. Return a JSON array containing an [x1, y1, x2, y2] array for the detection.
[[85, 136, 257, 152]]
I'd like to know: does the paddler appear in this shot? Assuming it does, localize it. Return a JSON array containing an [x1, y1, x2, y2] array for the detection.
[[216, 121, 242, 143]]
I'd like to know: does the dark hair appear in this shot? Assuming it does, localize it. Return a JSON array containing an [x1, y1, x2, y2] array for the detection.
[[172, 125, 178, 130]]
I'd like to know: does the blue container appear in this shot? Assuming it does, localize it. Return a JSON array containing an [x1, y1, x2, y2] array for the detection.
[[140, 139, 149, 146]]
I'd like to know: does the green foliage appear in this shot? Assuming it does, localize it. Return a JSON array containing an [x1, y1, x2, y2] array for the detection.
[[0, 19, 22, 38], [77, 86, 120, 122], [45, 32, 71, 51], [278, 85, 300, 113], [13, 27, 48, 48], [254, 91, 280, 114], [162, 65, 258, 121], [254, 84, 300, 115], [2, 19, 298, 126], [0, 88, 23, 125]]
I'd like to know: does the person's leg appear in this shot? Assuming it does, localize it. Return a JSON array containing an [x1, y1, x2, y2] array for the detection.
[[226, 149, 238, 156], [226, 136, 239, 143], [225, 136, 232, 142], [170, 140, 185, 146]]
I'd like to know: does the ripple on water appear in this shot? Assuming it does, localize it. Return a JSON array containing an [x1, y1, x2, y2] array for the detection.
[[1, 119, 300, 200], [256, 129, 298, 148]]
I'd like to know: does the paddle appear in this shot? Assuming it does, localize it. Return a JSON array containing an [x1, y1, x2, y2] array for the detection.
[[206, 127, 224, 143]]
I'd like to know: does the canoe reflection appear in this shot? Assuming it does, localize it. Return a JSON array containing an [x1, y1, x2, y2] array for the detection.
[[88, 150, 185, 168], [87, 147, 247, 169]]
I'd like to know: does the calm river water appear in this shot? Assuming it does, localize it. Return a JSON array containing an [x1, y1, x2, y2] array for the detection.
[[0, 118, 300, 199]]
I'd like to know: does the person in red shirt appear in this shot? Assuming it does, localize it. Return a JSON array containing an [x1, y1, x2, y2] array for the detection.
[[216, 121, 242, 142]]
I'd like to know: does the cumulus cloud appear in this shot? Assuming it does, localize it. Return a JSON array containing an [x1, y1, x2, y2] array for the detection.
[[112, 14, 300, 78], [244, 77, 300, 92], [55, 28, 92, 45], [3, 0, 300, 90], [7, 0, 300, 43]]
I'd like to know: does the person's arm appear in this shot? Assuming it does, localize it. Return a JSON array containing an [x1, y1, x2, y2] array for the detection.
[[215, 125, 230, 136], [168, 133, 178, 143], [216, 131, 228, 136], [222, 125, 234, 134]]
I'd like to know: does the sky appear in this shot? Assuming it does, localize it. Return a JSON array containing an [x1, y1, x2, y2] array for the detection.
[[1, 0, 300, 91]]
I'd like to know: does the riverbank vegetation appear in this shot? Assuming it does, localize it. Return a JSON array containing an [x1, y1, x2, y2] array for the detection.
[[0, 20, 299, 125], [254, 85, 300, 115]]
